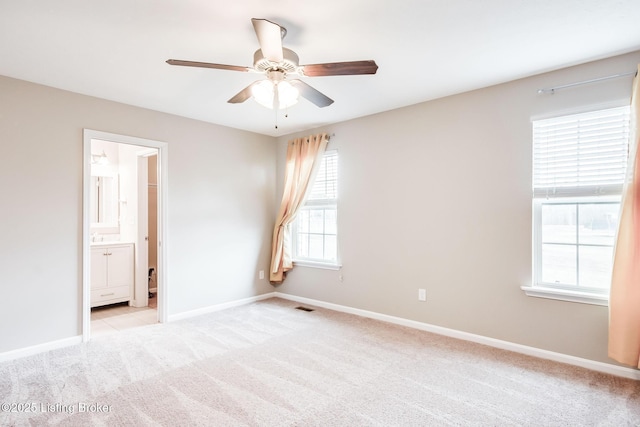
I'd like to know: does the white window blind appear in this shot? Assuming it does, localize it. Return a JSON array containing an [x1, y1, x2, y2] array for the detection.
[[307, 150, 338, 203], [533, 106, 630, 198]]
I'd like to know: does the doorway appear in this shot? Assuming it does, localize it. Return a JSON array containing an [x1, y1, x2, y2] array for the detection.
[[82, 130, 168, 341]]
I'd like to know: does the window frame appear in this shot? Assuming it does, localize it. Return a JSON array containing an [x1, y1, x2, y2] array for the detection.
[[528, 195, 620, 306], [524, 105, 630, 305], [292, 149, 341, 270]]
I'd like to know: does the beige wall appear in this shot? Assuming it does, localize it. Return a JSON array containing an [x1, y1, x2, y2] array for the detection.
[[2, 50, 639, 366], [0, 75, 276, 353], [275, 51, 640, 366]]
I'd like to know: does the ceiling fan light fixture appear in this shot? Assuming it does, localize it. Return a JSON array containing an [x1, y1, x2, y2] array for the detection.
[[168, 18, 377, 110], [276, 81, 299, 109], [251, 80, 275, 109], [251, 79, 299, 110]]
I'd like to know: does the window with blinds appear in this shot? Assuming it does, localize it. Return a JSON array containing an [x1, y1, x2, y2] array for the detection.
[[293, 150, 339, 266], [533, 106, 630, 198], [306, 150, 338, 202], [530, 106, 630, 301]]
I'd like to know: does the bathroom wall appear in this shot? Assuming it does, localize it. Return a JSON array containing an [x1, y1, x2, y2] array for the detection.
[[148, 155, 158, 291]]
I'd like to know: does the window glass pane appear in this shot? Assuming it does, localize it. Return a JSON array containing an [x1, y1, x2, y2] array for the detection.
[[542, 243, 576, 285], [324, 208, 337, 235], [296, 233, 309, 258], [578, 203, 619, 246], [298, 210, 309, 233], [579, 246, 614, 289], [324, 235, 337, 261], [309, 209, 324, 233], [309, 234, 323, 259], [541, 204, 577, 244]]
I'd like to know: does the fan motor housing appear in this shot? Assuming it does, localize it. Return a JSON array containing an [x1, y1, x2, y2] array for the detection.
[[253, 48, 299, 73]]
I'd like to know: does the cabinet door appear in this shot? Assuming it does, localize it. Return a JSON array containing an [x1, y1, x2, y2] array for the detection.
[[107, 245, 134, 288], [90, 248, 108, 289]]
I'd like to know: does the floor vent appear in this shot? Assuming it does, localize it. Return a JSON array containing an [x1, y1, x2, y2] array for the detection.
[[295, 306, 314, 312]]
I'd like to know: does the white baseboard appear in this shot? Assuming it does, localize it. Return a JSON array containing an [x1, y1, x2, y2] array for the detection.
[[274, 292, 640, 381], [0, 335, 83, 363], [4, 292, 637, 381], [168, 292, 276, 322]]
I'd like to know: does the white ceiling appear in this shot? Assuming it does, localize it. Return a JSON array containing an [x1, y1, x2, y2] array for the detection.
[[1, 0, 639, 137]]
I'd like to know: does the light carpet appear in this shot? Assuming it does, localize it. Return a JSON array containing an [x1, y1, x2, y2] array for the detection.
[[1, 298, 639, 426]]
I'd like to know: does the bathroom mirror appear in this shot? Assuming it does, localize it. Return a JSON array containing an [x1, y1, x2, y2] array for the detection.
[[90, 173, 119, 234]]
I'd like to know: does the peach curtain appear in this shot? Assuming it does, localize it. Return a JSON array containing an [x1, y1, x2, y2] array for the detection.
[[270, 133, 329, 283], [609, 65, 640, 367]]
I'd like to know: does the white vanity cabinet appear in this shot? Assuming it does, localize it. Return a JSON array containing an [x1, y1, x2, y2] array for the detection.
[[90, 243, 134, 307]]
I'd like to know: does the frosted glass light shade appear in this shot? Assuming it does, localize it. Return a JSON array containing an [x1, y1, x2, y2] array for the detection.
[[251, 80, 299, 110], [252, 80, 275, 109], [276, 81, 299, 109]]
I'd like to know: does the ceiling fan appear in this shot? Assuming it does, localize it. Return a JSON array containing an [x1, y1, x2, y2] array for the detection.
[[166, 18, 378, 110]]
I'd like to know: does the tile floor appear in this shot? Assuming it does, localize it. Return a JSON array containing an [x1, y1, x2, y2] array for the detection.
[[91, 297, 158, 337]]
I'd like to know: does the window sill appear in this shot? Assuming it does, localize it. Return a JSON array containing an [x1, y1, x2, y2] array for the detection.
[[293, 260, 341, 270], [521, 285, 608, 306]]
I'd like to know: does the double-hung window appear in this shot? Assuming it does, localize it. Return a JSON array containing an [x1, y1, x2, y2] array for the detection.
[[292, 150, 339, 268], [528, 106, 630, 305]]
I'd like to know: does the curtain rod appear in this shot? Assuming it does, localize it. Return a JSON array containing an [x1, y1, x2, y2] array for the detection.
[[537, 71, 636, 95]]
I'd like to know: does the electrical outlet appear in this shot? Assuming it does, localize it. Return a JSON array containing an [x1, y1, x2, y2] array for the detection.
[[259, 270, 264, 280], [418, 288, 426, 301]]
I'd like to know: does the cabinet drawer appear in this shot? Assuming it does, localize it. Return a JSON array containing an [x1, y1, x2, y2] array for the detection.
[[91, 285, 130, 304]]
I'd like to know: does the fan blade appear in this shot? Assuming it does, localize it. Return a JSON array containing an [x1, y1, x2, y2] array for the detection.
[[301, 60, 378, 77], [166, 59, 250, 72], [227, 82, 258, 104], [289, 80, 334, 108], [251, 18, 284, 63]]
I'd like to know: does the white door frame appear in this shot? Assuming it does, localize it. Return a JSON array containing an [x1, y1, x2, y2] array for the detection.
[[82, 129, 169, 342]]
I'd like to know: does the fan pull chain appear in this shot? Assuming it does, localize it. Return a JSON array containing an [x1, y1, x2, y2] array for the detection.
[[274, 107, 290, 130]]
